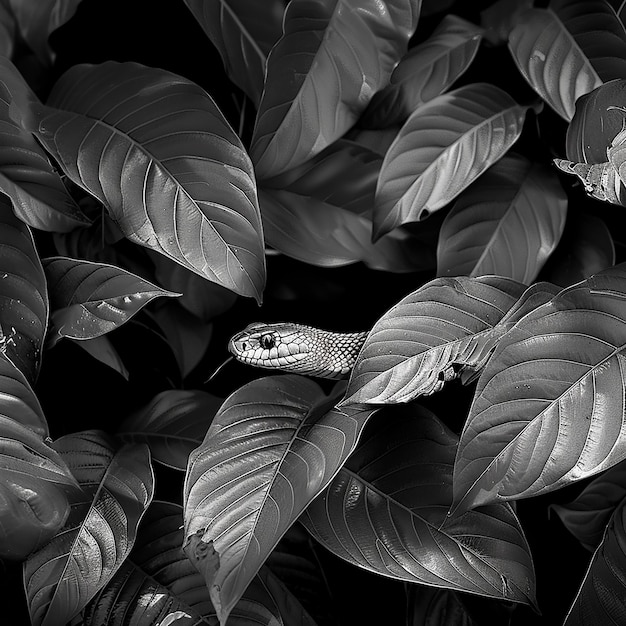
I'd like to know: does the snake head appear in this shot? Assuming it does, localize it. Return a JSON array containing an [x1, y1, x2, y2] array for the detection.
[[228, 322, 313, 372]]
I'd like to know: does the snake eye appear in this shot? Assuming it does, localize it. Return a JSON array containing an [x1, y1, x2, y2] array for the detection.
[[260, 334, 275, 349]]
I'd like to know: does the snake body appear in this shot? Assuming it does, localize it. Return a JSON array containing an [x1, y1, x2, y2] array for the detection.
[[228, 322, 368, 379]]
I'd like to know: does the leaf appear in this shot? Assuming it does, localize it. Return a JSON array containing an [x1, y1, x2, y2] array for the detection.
[[250, 0, 420, 179], [436, 154, 568, 283], [507, 0, 626, 121], [300, 405, 536, 605], [480, 0, 533, 45], [83, 501, 318, 626], [73, 335, 129, 380], [0, 57, 88, 232], [373, 83, 528, 238], [0, 3, 15, 58], [0, 195, 48, 384], [542, 212, 615, 288], [566, 79, 626, 164], [552, 461, 626, 551], [118, 390, 222, 471], [361, 15, 483, 128], [0, 352, 48, 437], [43, 256, 179, 345], [183, 0, 285, 105], [32, 61, 266, 302], [452, 263, 626, 515], [0, 396, 78, 559], [342, 275, 526, 406], [24, 431, 154, 626], [564, 497, 626, 624], [8, 0, 83, 64], [183, 376, 376, 625], [553, 157, 624, 205]]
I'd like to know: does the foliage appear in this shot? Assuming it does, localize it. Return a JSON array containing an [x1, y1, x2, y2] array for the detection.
[[3, 0, 626, 624]]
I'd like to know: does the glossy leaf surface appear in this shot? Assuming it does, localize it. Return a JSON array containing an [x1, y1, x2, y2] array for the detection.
[[34, 61, 266, 302], [251, 0, 419, 179], [374, 83, 527, 237], [0, 57, 87, 232], [118, 389, 222, 471], [436, 154, 567, 283], [301, 405, 536, 605], [508, 0, 626, 121], [24, 431, 154, 626], [183, 376, 376, 624], [0, 196, 48, 384], [343, 275, 525, 405], [564, 498, 626, 624], [361, 15, 483, 128], [183, 0, 284, 104], [453, 264, 626, 514], [43, 256, 179, 345], [83, 501, 318, 626]]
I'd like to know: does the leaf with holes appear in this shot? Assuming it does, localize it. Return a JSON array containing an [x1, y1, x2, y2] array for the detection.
[[300, 405, 536, 605], [374, 83, 528, 238], [0, 57, 87, 232], [118, 390, 222, 471], [0, 196, 48, 384], [43, 256, 179, 346], [342, 275, 525, 406], [183, 375, 376, 625], [552, 460, 626, 551], [436, 154, 567, 283], [452, 263, 626, 515], [250, 0, 420, 179], [564, 497, 626, 624], [183, 0, 285, 105], [83, 501, 318, 626], [361, 15, 483, 129], [508, 0, 626, 121], [32, 61, 265, 302], [24, 431, 154, 626]]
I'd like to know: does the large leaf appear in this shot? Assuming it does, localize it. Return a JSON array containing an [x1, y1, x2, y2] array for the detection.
[[117, 389, 222, 471], [564, 497, 626, 625], [0, 57, 88, 232], [436, 154, 567, 283], [452, 264, 626, 515], [373, 83, 528, 238], [360, 15, 483, 129], [301, 405, 536, 605], [342, 275, 525, 406], [566, 79, 626, 164], [8, 0, 83, 64], [32, 61, 266, 302], [24, 431, 154, 626], [250, 0, 420, 179], [43, 256, 179, 346], [0, 195, 48, 384], [183, 0, 285, 105], [508, 0, 626, 121], [183, 376, 376, 625], [552, 460, 626, 551], [83, 501, 318, 626], [0, 393, 78, 559]]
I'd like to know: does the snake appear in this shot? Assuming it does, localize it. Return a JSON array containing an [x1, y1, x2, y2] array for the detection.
[[228, 322, 368, 379]]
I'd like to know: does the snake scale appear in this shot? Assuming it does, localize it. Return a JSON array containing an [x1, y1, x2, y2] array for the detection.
[[228, 322, 368, 379]]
